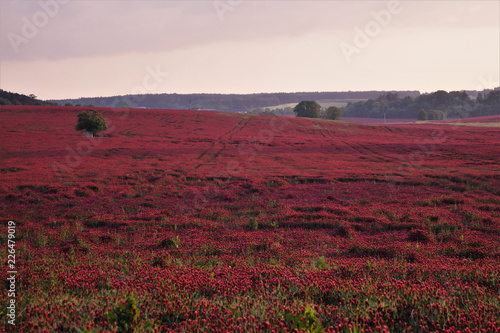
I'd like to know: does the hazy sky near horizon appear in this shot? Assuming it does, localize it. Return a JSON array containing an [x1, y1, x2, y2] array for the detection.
[[0, 0, 498, 100]]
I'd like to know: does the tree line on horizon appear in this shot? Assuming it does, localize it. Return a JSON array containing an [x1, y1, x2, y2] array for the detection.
[[343, 89, 500, 119], [2, 88, 498, 120], [50, 91, 420, 111], [0, 89, 56, 106]]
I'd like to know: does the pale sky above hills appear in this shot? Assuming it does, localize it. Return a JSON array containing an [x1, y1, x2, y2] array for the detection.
[[0, 0, 498, 100]]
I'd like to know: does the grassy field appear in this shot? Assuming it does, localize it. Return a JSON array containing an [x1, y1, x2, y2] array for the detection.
[[1, 106, 499, 332]]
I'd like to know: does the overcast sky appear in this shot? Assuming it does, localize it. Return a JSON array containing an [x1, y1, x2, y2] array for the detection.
[[0, 0, 498, 100]]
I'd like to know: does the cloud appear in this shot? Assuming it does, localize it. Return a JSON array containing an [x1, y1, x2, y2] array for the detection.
[[1, 1, 498, 61], [0, 0, 458, 61], [0, 1, 497, 99]]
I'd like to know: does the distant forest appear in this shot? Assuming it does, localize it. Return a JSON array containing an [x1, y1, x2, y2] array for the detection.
[[343, 89, 500, 119], [50, 91, 421, 111], [0, 89, 56, 106], [3, 88, 498, 120]]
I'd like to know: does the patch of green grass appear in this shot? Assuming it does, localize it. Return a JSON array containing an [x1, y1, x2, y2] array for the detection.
[[248, 217, 258, 230], [160, 236, 180, 249], [285, 304, 324, 333]]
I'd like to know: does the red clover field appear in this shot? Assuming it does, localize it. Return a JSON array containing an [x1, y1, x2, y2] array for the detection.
[[0, 106, 499, 332]]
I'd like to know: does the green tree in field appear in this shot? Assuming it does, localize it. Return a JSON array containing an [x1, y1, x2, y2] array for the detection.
[[325, 106, 343, 120], [428, 109, 444, 120], [75, 110, 108, 137], [294, 101, 321, 118], [438, 110, 445, 120], [417, 109, 428, 121]]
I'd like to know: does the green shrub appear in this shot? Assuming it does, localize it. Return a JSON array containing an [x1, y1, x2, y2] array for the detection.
[[285, 304, 324, 333], [108, 295, 139, 333], [325, 106, 343, 120], [248, 217, 258, 230], [417, 109, 428, 120]]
